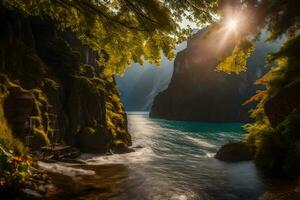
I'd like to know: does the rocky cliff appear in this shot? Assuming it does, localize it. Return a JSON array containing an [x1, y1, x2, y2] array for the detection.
[[0, 5, 131, 153], [150, 29, 280, 122], [116, 42, 186, 111]]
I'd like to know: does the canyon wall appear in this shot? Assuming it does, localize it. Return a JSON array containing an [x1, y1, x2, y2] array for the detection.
[[0, 6, 131, 153], [150, 30, 280, 122]]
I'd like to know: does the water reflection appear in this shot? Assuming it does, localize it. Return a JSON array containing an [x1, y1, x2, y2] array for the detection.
[[45, 113, 266, 200]]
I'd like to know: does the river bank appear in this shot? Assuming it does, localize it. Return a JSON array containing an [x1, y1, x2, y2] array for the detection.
[[11, 112, 300, 200], [43, 164, 300, 200], [36, 112, 264, 200]]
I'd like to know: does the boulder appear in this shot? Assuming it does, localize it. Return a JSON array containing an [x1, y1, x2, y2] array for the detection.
[[113, 140, 135, 154], [215, 141, 254, 162], [21, 188, 43, 200]]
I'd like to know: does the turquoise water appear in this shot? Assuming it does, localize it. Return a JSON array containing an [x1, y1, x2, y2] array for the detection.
[[42, 112, 266, 200]]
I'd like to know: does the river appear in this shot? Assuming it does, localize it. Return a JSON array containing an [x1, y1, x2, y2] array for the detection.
[[41, 112, 266, 200]]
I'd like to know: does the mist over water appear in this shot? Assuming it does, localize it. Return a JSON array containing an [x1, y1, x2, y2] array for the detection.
[[41, 113, 266, 200]]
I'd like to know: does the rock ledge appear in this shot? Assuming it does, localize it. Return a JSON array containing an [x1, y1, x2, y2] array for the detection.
[[215, 141, 254, 162]]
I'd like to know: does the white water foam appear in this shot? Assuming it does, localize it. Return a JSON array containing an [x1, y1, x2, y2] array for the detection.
[[204, 152, 215, 158], [38, 161, 95, 176], [171, 194, 188, 200], [184, 135, 216, 148], [82, 146, 155, 165]]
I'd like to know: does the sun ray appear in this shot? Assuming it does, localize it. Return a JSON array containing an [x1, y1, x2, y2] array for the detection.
[[227, 19, 238, 31]]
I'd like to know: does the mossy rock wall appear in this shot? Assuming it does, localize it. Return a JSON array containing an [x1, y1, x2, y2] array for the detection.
[[0, 75, 50, 150], [0, 5, 131, 153]]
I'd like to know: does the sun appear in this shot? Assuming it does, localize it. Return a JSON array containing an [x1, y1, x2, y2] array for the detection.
[[226, 18, 238, 31]]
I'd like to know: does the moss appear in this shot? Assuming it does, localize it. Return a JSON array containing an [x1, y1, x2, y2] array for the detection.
[[78, 64, 96, 78], [113, 139, 126, 147], [0, 84, 30, 189], [81, 127, 96, 135], [104, 79, 131, 147], [0, 94, 27, 156], [0, 75, 51, 147], [32, 127, 50, 145], [68, 75, 103, 136], [73, 76, 102, 96], [0, 93, 31, 189], [30, 89, 51, 145], [0, 8, 131, 154], [42, 78, 60, 91]]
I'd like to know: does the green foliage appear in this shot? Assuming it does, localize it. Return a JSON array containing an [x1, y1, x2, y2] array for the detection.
[[0, 92, 30, 189], [68, 62, 130, 146], [2, 0, 217, 76], [0, 145, 30, 188], [0, 0, 299, 180], [267, 35, 300, 96], [252, 110, 300, 177], [214, 0, 300, 74], [0, 91, 27, 155], [81, 127, 96, 135], [30, 89, 51, 145], [0, 75, 51, 146], [105, 84, 130, 146], [216, 41, 254, 74], [214, 0, 300, 178], [245, 35, 300, 177]]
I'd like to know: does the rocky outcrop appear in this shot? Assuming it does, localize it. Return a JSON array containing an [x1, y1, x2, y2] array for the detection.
[[0, 5, 131, 153], [75, 126, 112, 154], [150, 30, 278, 122], [215, 141, 255, 162]]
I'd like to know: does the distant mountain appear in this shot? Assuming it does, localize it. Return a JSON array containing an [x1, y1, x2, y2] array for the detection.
[[116, 42, 186, 111], [150, 30, 283, 122]]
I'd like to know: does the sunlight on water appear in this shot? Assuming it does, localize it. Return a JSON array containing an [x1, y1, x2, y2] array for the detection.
[[184, 135, 217, 148], [43, 112, 266, 200], [83, 146, 155, 164]]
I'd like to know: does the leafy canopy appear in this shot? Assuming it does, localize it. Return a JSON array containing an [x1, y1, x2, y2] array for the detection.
[[3, 1, 299, 76], [216, 0, 300, 74], [3, 0, 218, 76]]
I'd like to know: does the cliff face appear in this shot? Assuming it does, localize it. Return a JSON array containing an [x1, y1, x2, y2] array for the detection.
[[116, 42, 186, 111], [0, 6, 131, 153], [150, 30, 279, 122]]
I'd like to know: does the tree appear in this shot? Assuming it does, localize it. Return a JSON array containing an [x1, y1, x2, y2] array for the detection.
[[2, 0, 299, 88], [2, 0, 218, 75], [216, 0, 300, 73], [216, 0, 300, 177], [3, 0, 300, 177]]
